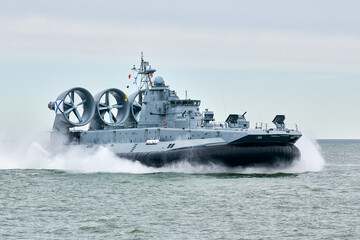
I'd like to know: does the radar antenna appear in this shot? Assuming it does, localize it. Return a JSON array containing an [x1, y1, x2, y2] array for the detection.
[[131, 52, 156, 91]]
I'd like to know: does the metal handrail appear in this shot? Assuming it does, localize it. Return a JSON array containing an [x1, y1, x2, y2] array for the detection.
[[255, 122, 268, 130], [255, 122, 298, 131]]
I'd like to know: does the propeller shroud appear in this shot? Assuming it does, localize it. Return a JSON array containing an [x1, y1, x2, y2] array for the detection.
[[91, 88, 129, 128], [128, 90, 145, 123], [56, 87, 96, 127]]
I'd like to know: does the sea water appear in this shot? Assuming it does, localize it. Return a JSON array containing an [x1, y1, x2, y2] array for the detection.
[[0, 135, 359, 239]]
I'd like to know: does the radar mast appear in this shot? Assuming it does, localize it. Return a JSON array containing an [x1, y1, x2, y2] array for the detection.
[[131, 52, 156, 91]]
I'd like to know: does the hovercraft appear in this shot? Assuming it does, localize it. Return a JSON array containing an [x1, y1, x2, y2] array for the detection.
[[48, 54, 302, 168]]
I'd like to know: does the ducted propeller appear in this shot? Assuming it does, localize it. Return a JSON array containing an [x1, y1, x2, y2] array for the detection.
[[90, 88, 129, 129], [128, 90, 145, 123], [49, 87, 95, 132]]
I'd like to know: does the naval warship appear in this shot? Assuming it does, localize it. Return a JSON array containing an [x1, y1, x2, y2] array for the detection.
[[48, 54, 302, 168]]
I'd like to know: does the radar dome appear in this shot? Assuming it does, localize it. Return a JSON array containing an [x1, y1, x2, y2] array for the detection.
[[154, 76, 165, 87]]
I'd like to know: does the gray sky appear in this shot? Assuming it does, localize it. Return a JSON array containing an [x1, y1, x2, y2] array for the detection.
[[1, 0, 359, 138]]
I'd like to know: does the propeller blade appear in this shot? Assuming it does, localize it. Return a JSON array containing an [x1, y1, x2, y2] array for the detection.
[[111, 111, 117, 123], [69, 91, 75, 104], [135, 112, 141, 119], [77, 99, 87, 106], [99, 107, 108, 111], [105, 91, 110, 105], [133, 101, 142, 108], [64, 108, 74, 115], [112, 104, 123, 109], [138, 92, 143, 103], [108, 110, 113, 124], [133, 105, 141, 115], [100, 111, 106, 118], [63, 102, 72, 107], [74, 109, 82, 122]]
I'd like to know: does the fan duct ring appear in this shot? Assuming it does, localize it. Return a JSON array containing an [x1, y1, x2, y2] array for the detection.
[[93, 88, 128, 126], [128, 90, 145, 123], [56, 87, 96, 127]]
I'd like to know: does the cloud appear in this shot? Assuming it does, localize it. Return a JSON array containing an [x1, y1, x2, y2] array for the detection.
[[1, 1, 360, 139], [1, 15, 360, 73]]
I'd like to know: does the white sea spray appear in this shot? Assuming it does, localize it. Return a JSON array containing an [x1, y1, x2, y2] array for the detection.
[[0, 131, 324, 174]]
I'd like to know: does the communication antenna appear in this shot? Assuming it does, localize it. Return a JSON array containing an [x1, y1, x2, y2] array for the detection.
[[131, 52, 156, 91]]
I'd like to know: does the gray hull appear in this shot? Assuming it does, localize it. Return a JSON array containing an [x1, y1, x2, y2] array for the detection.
[[117, 143, 301, 168], [61, 126, 303, 168]]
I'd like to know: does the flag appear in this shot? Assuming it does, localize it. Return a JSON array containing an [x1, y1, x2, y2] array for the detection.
[[55, 100, 64, 114]]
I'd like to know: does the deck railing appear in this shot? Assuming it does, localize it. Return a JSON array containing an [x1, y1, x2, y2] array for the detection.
[[255, 122, 298, 131]]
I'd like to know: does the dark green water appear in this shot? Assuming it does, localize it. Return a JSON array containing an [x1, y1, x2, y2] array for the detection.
[[0, 139, 359, 239]]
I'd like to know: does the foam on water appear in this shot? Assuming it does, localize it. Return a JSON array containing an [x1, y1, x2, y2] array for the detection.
[[286, 134, 325, 173], [0, 132, 324, 174]]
